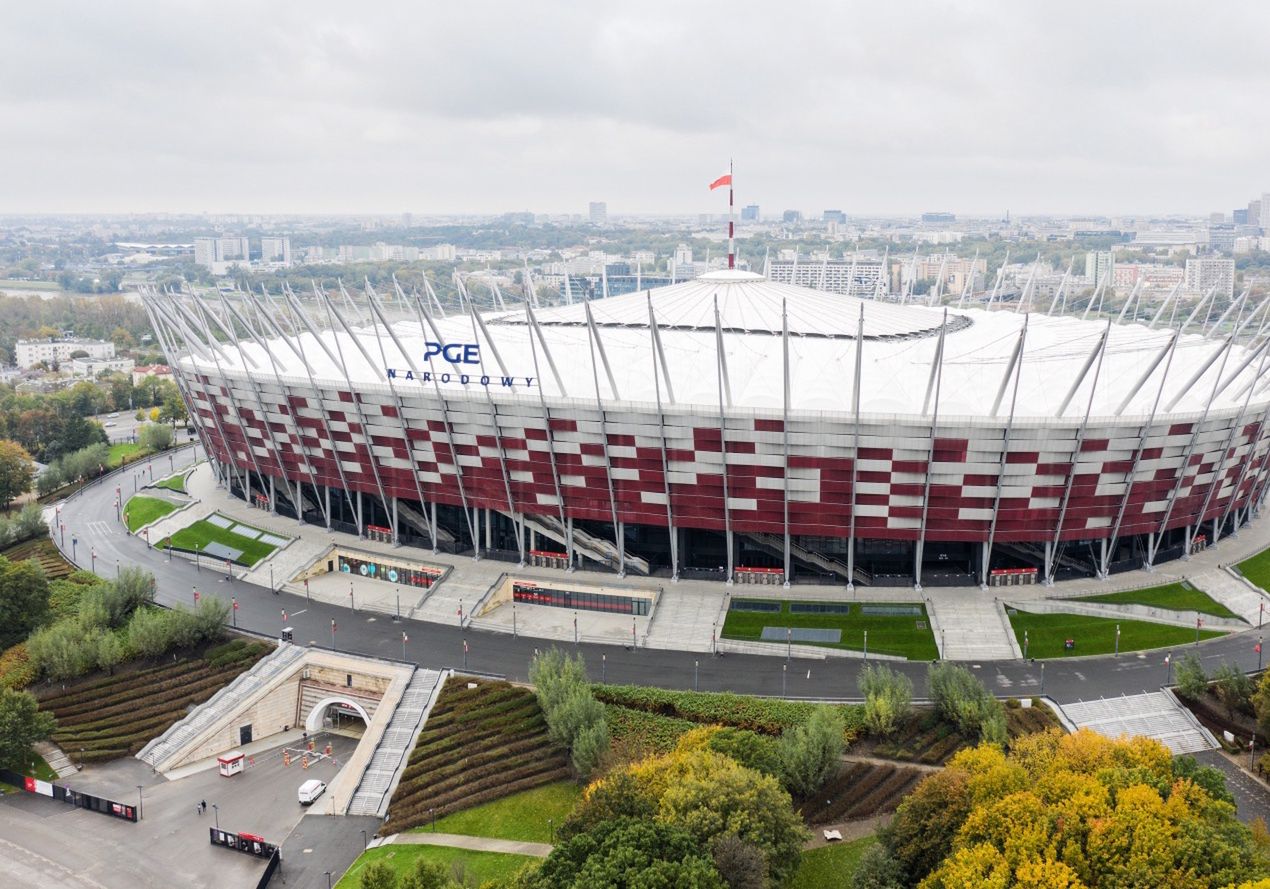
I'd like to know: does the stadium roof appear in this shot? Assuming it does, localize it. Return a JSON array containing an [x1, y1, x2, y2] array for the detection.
[[186, 270, 1269, 422]]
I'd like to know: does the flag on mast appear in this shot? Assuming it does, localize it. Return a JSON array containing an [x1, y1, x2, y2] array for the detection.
[[709, 173, 733, 190]]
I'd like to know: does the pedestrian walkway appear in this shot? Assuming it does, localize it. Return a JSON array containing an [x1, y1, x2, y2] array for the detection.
[[1060, 691, 1218, 754], [1201, 569, 1270, 627], [384, 831, 552, 858], [927, 592, 1020, 661]]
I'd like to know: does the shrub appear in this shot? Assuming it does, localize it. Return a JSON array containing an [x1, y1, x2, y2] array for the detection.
[[27, 621, 97, 680], [1212, 663, 1255, 719], [530, 648, 608, 779], [1175, 653, 1208, 700], [0, 643, 35, 690], [594, 683, 864, 736], [927, 662, 1006, 744], [858, 663, 913, 738], [137, 423, 173, 451], [852, 842, 905, 889], [779, 706, 847, 798]]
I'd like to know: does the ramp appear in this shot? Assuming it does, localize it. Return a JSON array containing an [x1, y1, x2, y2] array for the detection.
[[1060, 691, 1218, 754]]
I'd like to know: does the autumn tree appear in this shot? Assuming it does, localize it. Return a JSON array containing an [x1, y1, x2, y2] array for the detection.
[[0, 440, 34, 507]]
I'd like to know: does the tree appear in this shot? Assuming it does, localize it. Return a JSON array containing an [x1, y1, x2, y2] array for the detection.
[[95, 632, 126, 674], [1212, 663, 1255, 719], [779, 705, 846, 798], [398, 858, 457, 889], [710, 834, 767, 889], [851, 843, 905, 889], [0, 556, 49, 649], [527, 818, 724, 889], [928, 662, 1006, 743], [0, 688, 56, 768], [1175, 653, 1208, 700], [138, 422, 173, 451], [0, 440, 34, 507], [359, 861, 398, 889], [530, 648, 609, 779], [887, 730, 1265, 889], [858, 663, 913, 738]]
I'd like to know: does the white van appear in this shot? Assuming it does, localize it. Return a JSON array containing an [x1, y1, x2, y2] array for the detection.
[[298, 779, 326, 806]]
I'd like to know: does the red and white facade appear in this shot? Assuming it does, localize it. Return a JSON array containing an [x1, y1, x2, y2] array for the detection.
[[144, 271, 1270, 588]]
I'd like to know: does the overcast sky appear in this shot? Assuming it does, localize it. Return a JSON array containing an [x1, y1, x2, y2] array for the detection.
[[1, 2, 1266, 217]]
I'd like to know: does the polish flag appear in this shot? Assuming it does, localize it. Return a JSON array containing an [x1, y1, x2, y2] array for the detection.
[[709, 173, 732, 191]]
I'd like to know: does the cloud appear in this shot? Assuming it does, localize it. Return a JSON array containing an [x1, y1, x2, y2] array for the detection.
[[0, 1, 1267, 215]]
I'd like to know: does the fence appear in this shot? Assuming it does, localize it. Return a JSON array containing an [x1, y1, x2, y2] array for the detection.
[[0, 768, 138, 822]]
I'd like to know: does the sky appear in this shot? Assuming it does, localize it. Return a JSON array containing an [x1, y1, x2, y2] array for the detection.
[[1, 1, 1267, 217]]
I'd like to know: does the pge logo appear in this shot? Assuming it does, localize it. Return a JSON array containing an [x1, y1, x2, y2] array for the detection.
[[424, 341, 480, 365]]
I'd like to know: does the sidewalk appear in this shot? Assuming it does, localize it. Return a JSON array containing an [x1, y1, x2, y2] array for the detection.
[[383, 831, 552, 858]]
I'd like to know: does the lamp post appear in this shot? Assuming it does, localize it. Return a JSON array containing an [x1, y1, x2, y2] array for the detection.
[[512, 603, 517, 638], [325, 873, 332, 889], [573, 612, 578, 645], [270, 564, 274, 593], [401, 631, 408, 660], [1115, 624, 1121, 657], [361, 829, 368, 850], [782, 663, 787, 698], [211, 803, 219, 830], [91, 548, 96, 573], [330, 619, 337, 651], [463, 638, 468, 670], [349, 582, 355, 612], [863, 629, 868, 661], [1259, 636, 1264, 672], [71, 535, 77, 562], [548, 818, 555, 844], [1023, 629, 1029, 660], [1040, 661, 1045, 694], [137, 785, 143, 820], [694, 659, 699, 692], [430, 807, 435, 832], [786, 626, 792, 661], [601, 653, 606, 683], [231, 597, 237, 627]]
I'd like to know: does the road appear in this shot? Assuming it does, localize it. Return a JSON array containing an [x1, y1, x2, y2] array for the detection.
[[52, 444, 1270, 705]]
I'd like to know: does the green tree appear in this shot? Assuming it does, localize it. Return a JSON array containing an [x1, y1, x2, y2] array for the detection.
[[0, 440, 34, 507], [0, 688, 56, 768], [95, 632, 127, 674], [528, 818, 724, 889], [1175, 653, 1208, 700], [779, 705, 846, 798], [858, 663, 913, 738], [0, 556, 49, 649], [710, 834, 767, 889], [851, 843, 905, 889], [927, 662, 1006, 742], [359, 861, 398, 889], [399, 858, 457, 889], [1212, 663, 1255, 719], [882, 767, 972, 884], [138, 423, 173, 451]]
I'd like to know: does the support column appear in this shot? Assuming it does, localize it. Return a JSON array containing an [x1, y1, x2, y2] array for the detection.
[[295, 480, 303, 524], [356, 490, 363, 534], [392, 497, 400, 546], [430, 501, 438, 554], [485, 508, 492, 552], [325, 486, 332, 529], [269, 476, 276, 515], [846, 306, 864, 593], [914, 311, 949, 591]]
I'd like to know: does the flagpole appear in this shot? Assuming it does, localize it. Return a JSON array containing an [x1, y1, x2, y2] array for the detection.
[[728, 159, 735, 270]]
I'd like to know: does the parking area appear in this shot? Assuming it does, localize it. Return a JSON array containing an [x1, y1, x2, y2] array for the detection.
[[0, 733, 358, 889]]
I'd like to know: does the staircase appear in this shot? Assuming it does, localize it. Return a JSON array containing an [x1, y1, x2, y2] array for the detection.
[[34, 741, 76, 779], [398, 502, 455, 546], [746, 533, 868, 584], [514, 512, 650, 575], [996, 542, 1090, 576], [927, 593, 1020, 661], [1204, 568, 1268, 625], [347, 669, 447, 818], [1060, 692, 1217, 754], [136, 644, 307, 771]]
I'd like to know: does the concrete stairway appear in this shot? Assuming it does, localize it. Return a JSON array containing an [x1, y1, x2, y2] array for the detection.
[[346, 669, 447, 818], [745, 532, 856, 583], [34, 741, 77, 779], [1061, 692, 1217, 754], [137, 643, 306, 771], [928, 592, 1021, 661], [1204, 568, 1269, 625]]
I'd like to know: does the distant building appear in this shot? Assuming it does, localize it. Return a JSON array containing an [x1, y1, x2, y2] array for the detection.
[[890, 253, 987, 295], [1249, 200, 1262, 229], [1111, 263, 1184, 290], [589, 202, 607, 224], [193, 236, 250, 272], [15, 337, 115, 369], [823, 210, 847, 224], [1085, 251, 1114, 287], [502, 211, 535, 225], [1185, 257, 1236, 299], [1234, 208, 1250, 225], [768, 258, 885, 297], [782, 210, 802, 224], [132, 364, 173, 386], [69, 356, 133, 378], [1208, 225, 1236, 253], [419, 244, 457, 261], [259, 237, 291, 265], [741, 204, 760, 222], [673, 244, 693, 266], [921, 211, 956, 224]]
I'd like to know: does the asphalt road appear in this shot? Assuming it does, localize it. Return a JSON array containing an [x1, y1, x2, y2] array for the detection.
[[53, 445, 1270, 706]]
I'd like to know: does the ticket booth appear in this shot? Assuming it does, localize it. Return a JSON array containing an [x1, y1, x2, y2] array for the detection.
[[280, 627, 294, 644], [218, 750, 245, 778]]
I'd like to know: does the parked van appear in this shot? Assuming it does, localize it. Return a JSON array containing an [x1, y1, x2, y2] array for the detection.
[[298, 779, 326, 806]]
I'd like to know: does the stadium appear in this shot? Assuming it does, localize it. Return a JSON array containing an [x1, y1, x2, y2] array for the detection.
[[144, 269, 1270, 589]]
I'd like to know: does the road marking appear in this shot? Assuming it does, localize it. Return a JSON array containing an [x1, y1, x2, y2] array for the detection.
[[291, 609, 308, 616], [1073, 671, 1086, 681]]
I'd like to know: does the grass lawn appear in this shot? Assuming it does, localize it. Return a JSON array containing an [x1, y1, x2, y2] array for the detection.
[[1073, 581, 1241, 621], [789, 836, 878, 889], [107, 443, 145, 468], [419, 781, 582, 843], [0, 279, 57, 290], [334, 845, 535, 888], [1008, 609, 1225, 659], [159, 515, 285, 567], [123, 495, 177, 532], [722, 601, 939, 660], [0, 754, 59, 794], [154, 472, 188, 493], [1237, 548, 1270, 594]]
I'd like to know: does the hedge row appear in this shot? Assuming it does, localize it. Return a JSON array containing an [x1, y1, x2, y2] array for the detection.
[[39, 640, 271, 762], [593, 684, 866, 736], [381, 679, 570, 835], [604, 703, 698, 755]]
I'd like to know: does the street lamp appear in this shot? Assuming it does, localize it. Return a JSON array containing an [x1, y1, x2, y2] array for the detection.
[[211, 803, 219, 830], [361, 829, 368, 850], [325, 873, 332, 889], [136, 785, 143, 820]]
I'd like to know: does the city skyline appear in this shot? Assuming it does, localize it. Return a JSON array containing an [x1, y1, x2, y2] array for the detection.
[[3, 2, 1270, 216]]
